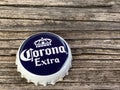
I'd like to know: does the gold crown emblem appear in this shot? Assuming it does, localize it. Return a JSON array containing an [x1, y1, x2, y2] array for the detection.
[[34, 37, 52, 48]]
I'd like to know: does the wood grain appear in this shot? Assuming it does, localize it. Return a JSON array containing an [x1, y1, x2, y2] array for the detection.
[[0, 0, 117, 7], [0, 6, 120, 21], [1, 19, 120, 31], [1, 31, 120, 39], [0, 0, 120, 90]]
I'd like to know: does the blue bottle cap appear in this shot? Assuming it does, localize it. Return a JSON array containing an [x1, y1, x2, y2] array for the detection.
[[16, 32, 72, 86]]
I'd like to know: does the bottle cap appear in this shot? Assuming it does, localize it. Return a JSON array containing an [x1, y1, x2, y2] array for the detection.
[[16, 32, 72, 86]]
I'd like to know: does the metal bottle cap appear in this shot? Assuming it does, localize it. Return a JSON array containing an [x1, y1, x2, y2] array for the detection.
[[16, 32, 72, 86]]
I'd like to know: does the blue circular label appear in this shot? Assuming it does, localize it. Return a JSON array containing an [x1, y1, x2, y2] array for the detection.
[[19, 32, 69, 75]]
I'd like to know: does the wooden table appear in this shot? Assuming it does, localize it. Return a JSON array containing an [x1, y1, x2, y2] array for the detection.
[[0, 0, 120, 90]]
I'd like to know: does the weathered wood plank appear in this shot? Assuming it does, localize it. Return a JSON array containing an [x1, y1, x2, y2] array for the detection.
[[0, 5, 120, 13], [0, 0, 117, 7], [1, 19, 120, 31], [2, 39, 120, 56], [0, 49, 17, 56], [2, 46, 120, 56], [1, 6, 120, 21], [73, 48, 120, 55], [0, 84, 120, 90], [2, 60, 120, 69], [73, 61, 120, 68], [3, 39, 120, 48], [0, 84, 92, 90], [1, 31, 120, 39], [1, 69, 120, 84], [1, 6, 120, 13], [1, 48, 120, 57], [1, 55, 120, 70], [2, 39, 120, 53], [0, 56, 15, 61], [1, 47, 120, 56], [73, 54, 120, 60], [1, 53, 120, 61]]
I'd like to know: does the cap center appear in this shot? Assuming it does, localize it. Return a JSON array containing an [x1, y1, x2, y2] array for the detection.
[[19, 33, 69, 75]]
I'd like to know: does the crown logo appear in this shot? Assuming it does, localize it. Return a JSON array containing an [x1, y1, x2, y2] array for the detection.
[[34, 37, 52, 48]]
